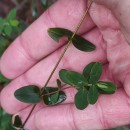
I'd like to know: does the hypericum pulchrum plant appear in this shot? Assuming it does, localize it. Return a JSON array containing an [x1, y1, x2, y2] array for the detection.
[[12, 1, 117, 129]]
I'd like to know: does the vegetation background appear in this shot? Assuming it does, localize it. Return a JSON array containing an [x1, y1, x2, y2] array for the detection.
[[0, 0, 130, 130]]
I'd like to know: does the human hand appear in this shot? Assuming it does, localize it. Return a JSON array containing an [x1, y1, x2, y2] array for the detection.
[[1, 0, 130, 129]]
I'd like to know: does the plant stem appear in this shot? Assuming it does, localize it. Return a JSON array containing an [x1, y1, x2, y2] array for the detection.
[[21, 105, 36, 129], [42, 86, 72, 97], [21, 0, 93, 128], [41, 0, 93, 94]]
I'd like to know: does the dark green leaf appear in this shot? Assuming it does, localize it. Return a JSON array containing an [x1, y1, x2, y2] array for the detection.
[[14, 85, 41, 104], [7, 9, 16, 20], [43, 87, 66, 106], [59, 69, 87, 88], [40, 0, 48, 8], [0, 18, 5, 32], [87, 85, 99, 104], [0, 18, 5, 25], [97, 81, 117, 94], [57, 79, 62, 89], [50, 92, 59, 103], [0, 108, 14, 130], [83, 62, 102, 84], [13, 115, 22, 128], [32, 5, 39, 18], [75, 88, 88, 110], [48, 28, 95, 52], [72, 36, 96, 52], [0, 26, 4, 33], [4, 25, 12, 36], [48, 28, 72, 41], [9, 19, 19, 26]]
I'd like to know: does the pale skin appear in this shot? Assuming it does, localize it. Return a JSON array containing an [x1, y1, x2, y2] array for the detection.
[[0, 0, 130, 129]]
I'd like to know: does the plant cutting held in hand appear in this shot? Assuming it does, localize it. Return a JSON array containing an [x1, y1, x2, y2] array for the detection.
[[12, 1, 117, 129]]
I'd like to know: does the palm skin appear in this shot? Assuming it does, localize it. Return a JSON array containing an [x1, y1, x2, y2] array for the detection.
[[1, 0, 130, 130]]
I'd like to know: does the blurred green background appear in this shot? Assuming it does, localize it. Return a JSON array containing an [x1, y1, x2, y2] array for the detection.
[[0, 0, 130, 130]]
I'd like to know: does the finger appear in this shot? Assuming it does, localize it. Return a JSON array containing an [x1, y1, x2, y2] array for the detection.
[[94, 0, 118, 8], [12, 104, 44, 130], [0, 0, 95, 79], [90, 3, 130, 97], [93, 0, 130, 44], [16, 89, 130, 130], [0, 28, 107, 114], [90, 3, 120, 30]]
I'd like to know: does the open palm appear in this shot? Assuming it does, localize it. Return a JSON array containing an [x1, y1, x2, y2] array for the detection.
[[1, 0, 130, 130]]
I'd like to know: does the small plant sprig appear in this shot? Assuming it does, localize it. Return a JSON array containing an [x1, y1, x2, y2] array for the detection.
[[14, 62, 116, 109], [12, 1, 117, 129], [0, 8, 27, 57]]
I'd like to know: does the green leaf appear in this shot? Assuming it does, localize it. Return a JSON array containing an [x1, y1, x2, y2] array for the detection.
[[48, 28, 72, 41], [43, 87, 66, 106], [48, 28, 96, 52], [0, 18, 5, 25], [32, 6, 38, 18], [97, 81, 117, 94], [75, 88, 88, 110], [0, 36, 10, 57], [9, 19, 19, 27], [59, 69, 87, 88], [0, 108, 14, 130], [0, 26, 4, 33], [57, 79, 62, 89], [0, 18, 5, 32], [7, 9, 16, 20], [41, 0, 48, 8], [72, 36, 96, 52], [13, 115, 22, 128], [14, 85, 41, 104], [50, 92, 59, 103], [87, 85, 99, 104], [83, 62, 102, 84], [4, 25, 12, 36]]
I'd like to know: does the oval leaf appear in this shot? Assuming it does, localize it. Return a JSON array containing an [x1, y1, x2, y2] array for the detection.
[[48, 28, 72, 41], [9, 19, 19, 26], [75, 88, 88, 110], [72, 36, 96, 52], [14, 85, 41, 104], [59, 69, 87, 88], [4, 25, 12, 36], [7, 9, 16, 20], [87, 85, 99, 104], [0, 18, 5, 25], [83, 62, 102, 84], [97, 81, 117, 94], [48, 28, 95, 52], [43, 87, 66, 106], [13, 115, 22, 129]]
